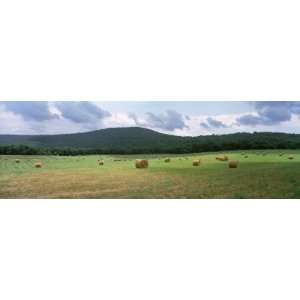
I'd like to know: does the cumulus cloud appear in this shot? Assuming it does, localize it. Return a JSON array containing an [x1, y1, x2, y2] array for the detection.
[[0, 101, 112, 134], [201, 117, 227, 129], [54, 101, 111, 124], [236, 101, 300, 126], [0, 106, 34, 134], [200, 122, 210, 130], [2, 101, 58, 121], [129, 110, 188, 131], [144, 110, 188, 131], [127, 112, 140, 125], [102, 112, 136, 128], [1, 101, 300, 136]]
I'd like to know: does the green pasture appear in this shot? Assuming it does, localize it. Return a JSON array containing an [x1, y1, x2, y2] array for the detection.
[[1, 150, 300, 198]]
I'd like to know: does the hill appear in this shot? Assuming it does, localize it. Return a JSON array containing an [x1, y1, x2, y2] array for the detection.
[[0, 127, 186, 148], [0, 127, 189, 153], [1, 127, 300, 155]]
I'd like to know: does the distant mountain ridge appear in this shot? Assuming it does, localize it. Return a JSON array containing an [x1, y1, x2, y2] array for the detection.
[[0, 127, 185, 149], [1, 127, 300, 154]]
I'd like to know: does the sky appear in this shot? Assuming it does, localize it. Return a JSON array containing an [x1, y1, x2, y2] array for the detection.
[[0, 101, 300, 136]]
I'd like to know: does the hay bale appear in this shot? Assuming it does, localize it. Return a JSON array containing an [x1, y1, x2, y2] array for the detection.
[[98, 160, 104, 166], [228, 160, 238, 168], [192, 159, 200, 166], [164, 158, 171, 163], [288, 156, 294, 160], [135, 159, 148, 169], [15, 159, 20, 163], [216, 155, 228, 161], [34, 162, 42, 168]]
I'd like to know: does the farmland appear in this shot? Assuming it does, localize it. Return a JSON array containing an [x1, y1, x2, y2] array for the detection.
[[1, 150, 300, 199]]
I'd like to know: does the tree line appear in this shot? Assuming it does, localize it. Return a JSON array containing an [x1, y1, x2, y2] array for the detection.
[[1, 132, 300, 155]]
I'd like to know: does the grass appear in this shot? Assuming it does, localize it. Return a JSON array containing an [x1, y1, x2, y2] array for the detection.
[[1, 150, 300, 198]]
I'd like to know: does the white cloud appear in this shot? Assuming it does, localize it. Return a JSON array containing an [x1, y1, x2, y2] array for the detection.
[[102, 112, 136, 128], [1, 101, 300, 136], [0, 105, 33, 134]]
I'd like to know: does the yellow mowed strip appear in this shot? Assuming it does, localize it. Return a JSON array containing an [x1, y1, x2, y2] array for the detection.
[[0, 169, 181, 199]]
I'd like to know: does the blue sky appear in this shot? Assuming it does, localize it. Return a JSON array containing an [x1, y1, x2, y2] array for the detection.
[[0, 101, 299, 136]]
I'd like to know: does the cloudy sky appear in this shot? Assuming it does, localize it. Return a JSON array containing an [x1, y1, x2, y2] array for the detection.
[[0, 101, 299, 136]]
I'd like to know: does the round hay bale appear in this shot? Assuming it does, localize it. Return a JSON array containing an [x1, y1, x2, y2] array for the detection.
[[98, 160, 104, 166], [15, 159, 20, 163], [192, 159, 200, 166], [228, 160, 238, 168], [164, 158, 171, 163], [135, 159, 148, 169], [34, 162, 43, 168], [216, 155, 228, 161]]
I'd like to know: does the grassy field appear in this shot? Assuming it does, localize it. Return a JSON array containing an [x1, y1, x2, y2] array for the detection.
[[1, 150, 300, 199]]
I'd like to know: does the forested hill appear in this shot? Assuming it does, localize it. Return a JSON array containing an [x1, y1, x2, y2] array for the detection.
[[0, 127, 186, 152], [1, 127, 300, 155]]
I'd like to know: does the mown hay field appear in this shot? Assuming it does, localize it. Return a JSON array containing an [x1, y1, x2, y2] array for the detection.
[[1, 150, 300, 199]]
